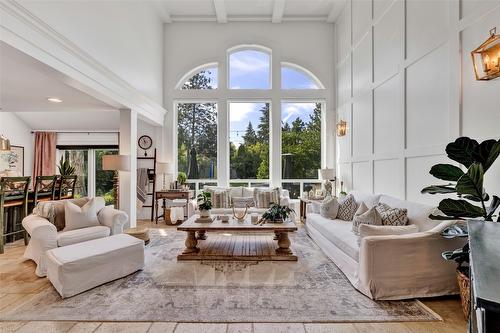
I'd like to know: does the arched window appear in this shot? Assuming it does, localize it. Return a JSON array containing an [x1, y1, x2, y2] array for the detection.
[[281, 62, 324, 89], [229, 47, 271, 89], [176, 63, 218, 90]]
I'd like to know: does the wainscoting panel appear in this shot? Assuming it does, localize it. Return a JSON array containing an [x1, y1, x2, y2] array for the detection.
[[335, 0, 500, 201]]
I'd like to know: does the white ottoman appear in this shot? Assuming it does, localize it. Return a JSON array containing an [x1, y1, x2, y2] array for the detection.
[[46, 234, 144, 298]]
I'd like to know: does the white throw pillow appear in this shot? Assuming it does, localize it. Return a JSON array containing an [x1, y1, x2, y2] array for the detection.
[[337, 194, 358, 221], [359, 224, 418, 238], [320, 196, 339, 219], [352, 203, 382, 235], [64, 198, 100, 231]]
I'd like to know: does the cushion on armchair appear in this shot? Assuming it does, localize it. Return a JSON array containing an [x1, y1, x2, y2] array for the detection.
[[63, 198, 102, 231], [33, 197, 91, 231]]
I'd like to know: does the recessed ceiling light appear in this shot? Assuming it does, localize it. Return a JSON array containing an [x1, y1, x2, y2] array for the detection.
[[47, 97, 63, 103]]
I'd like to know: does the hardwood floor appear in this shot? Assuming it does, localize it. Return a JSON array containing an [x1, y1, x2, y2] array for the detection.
[[0, 220, 467, 333]]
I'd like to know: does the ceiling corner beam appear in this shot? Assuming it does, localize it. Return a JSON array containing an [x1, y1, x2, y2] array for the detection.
[[272, 0, 286, 23], [326, 0, 345, 23], [150, 2, 172, 23], [213, 0, 227, 23]]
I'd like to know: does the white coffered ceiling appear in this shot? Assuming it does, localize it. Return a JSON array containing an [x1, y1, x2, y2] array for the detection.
[[152, 0, 346, 23]]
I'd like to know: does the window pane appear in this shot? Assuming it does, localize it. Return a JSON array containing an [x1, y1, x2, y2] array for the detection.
[[282, 182, 300, 199], [229, 182, 248, 187], [96, 149, 118, 205], [303, 182, 322, 195], [229, 50, 270, 89], [229, 102, 269, 180], [281, 102, 321, 179], [60, 150, 88, 198], [177, 103, 217, 179], [281, 66, 320, 89], [181, 67, 217, 90]]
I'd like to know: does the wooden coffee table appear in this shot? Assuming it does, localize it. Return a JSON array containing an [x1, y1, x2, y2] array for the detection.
[[177, 215, 298, 261]]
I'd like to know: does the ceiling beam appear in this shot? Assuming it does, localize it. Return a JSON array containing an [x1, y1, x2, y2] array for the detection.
[[272, 0, 286, 23], [150, 2, 172, 23], [326, 0, 346, 23], [213, 0, 227, 23]]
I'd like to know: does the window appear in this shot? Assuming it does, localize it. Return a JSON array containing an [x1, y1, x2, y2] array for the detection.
[[229, 102, 270, 180], [180, 65, 218, 90], [281, 63, 323, 89], [229, 49, 271, 89], [95, 149, 117, 205], [59, 149, 88, 198], [281, 102, 322, 198], [177, 102, 217, 179]]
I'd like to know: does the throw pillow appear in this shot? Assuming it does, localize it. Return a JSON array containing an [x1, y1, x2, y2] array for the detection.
[[254, 188, 281, 208], [374, 202, 391, 214], [64, 198, 100, 231], [232, 196, 255, 208], [358, 224, 418, 238], [352, 203, 382, 235], [33, 197, 90, 231], [379, 208, 409, 226], [320, 196, 339, 219], [337, 194, 358, 221], [209, 189, 231, 208]]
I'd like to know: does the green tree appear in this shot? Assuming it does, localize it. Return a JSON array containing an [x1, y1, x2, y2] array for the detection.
[[242, 122, 257, 145]]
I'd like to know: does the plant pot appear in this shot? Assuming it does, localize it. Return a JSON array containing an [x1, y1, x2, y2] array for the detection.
[[199, 209, 211, 218], [457, 266, 470, 320]]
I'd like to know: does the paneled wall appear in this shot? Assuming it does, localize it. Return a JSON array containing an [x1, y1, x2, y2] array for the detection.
[[335, 0, 500, 205]]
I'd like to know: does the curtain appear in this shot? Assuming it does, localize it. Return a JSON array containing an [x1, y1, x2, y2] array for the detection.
[[33, 132, 57, 180]]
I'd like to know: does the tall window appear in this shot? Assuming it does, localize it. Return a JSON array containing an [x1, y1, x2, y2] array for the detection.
[[180, 66, 217, 90], [281, 63, 322, 89], [95, 149, 117, 204], [229, 102, 269, 181], [59, 149, 88, 198], [177, 102, 217, 179], [229, 49, 270, 89]]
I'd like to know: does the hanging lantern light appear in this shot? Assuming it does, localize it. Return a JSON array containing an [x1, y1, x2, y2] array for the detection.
[[336, 120, 347, 137], [471, 27, 500, 81]]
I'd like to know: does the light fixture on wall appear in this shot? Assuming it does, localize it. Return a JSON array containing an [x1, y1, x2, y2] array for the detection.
[[0, 134, 11, 151], [336, 120, 347, 137], [102, 154, 130, 209], [471, 27, 500, 81]]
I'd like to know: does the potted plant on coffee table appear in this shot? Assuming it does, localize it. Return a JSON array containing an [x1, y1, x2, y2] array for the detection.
[[421, 136, 500, 318], [259, 203, 295, 224], [197, 191, 212, 218]]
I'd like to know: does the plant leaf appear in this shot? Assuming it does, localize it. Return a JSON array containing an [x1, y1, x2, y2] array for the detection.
[[483, 140, 500, 171], [445, 137, 479, 168], [486, 195, 500, 218], [421, 185, 456, 194], [463, 193, 489, 202], [438, 198, 484, 218], [429, 214, 463, 220], [456, 163, 484, 198], [429, 164, 464, 181]]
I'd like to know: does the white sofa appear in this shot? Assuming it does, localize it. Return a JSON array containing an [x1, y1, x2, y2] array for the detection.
[[202, 186, 291, 214], [22, 197, 128, 277], [306, 191, 466, 300]]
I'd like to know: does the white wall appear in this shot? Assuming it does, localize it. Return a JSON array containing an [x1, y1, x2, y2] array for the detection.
[[335, 0, 500, 205], [19, 0, 164, 104], [0, 112, 34, 177], [164, 22, 335, 186]]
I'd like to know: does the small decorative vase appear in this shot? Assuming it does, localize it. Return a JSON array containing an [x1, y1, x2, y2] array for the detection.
[[200, 209, 211, 218], [232, 205, 248, 221]]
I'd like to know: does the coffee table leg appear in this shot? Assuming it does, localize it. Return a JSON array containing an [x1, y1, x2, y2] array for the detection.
[[276, 232, 292, 255], [183, 231, 199, 254], [197, 230, 207, 240], [273, 231, 279, 240]]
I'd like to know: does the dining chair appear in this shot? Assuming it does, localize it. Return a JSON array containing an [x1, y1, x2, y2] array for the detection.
[[55, 175, 78, 200], [28, 175, 58, 212], [0, 176, 31, 254]]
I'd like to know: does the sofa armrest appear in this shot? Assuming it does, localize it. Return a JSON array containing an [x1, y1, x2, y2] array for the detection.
[[358, 221, 466, 299], [98, 208, 129, 235], [306, 202, 321, 214], [22, 214, 57, 242]]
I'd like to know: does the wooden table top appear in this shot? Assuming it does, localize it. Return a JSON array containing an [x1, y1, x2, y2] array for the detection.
[[177, 215, 298, 232]]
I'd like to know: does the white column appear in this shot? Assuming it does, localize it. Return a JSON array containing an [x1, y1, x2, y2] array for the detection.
[[119, 109, 138, 228]]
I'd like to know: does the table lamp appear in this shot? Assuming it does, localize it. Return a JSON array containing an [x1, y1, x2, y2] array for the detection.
[[319, 168, 336, 197], [156, 162, 172, 191], [102, 154, 130, 208]]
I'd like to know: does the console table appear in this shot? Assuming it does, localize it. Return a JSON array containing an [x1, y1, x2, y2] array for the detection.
[[155, 190, 191, 225], [468, 221, 500, 333]]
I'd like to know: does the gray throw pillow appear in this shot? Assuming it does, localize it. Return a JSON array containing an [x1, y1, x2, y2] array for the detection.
[[320, 196, 339, 219], [380, 208, 408, 226], [352, 202, 382, 235]]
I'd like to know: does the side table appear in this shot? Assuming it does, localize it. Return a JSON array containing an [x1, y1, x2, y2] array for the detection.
[[155, 190, 192, 225], [299, 198, 325, 222]]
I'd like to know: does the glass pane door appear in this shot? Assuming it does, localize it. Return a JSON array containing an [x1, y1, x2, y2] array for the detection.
[[95, 149, 118, 205], [60, 150, 88, 198]]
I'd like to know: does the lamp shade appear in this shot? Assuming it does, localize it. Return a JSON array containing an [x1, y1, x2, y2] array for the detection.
[[0, 134, 11, 151], [102, 154, 130, 171], [319, 168, 335, 180], [156, 162, 172, 174]]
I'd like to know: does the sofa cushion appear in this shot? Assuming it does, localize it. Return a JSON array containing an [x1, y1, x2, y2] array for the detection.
[[57, 225, 110, 247], [64, 198, 101, 231], [352, 203, 382, 235], [33, 197, 93, 231], [254, 187, 280, 208], [307, 214, 359, 261], [242, 188, 255, 197], [359, 224, 419, 238], [378, 195, 438, 231], [232, 196, 255, 208], [379, 207, 408, 226], [320, 196, 339, 219], [337, 194, 358, 221]]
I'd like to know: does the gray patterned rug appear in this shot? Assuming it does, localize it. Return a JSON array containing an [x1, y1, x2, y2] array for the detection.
[[1, 228, 441, 322]]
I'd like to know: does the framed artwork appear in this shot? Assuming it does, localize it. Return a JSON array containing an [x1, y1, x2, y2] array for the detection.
[[0, 146, 24, 176]]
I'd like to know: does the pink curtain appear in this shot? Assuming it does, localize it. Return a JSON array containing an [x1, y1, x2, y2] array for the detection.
[[33, 132, 57, 179]]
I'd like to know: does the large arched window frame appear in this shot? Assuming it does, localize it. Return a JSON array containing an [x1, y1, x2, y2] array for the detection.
[[171, 44, 333, 198]]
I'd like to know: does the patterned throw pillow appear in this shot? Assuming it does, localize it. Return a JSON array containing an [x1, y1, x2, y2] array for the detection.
[[379, 208, 408, 226], [232, 196, 255, 208], [320, 196, 339, 219], [254, 188, 281, 208], [374, 203, 391, 214], [337, 194, 358, 221], [352, 202, 382, 235], [209, 189, 231, 208]]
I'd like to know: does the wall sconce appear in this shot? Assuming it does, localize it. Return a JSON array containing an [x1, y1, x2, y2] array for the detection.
[[471, 27, 500, 81], [336, 120, 347, 137]]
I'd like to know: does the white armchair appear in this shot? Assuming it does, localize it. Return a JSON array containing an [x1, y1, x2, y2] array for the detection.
[[22, 197, 128, 277]]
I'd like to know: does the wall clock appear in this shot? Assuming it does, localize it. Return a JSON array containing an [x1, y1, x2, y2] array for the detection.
[[138, 135, 153, 156]]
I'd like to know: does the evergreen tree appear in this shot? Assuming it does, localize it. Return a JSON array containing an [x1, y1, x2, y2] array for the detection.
[[257, 104, 269, 144], [242, 122, 257, 145]]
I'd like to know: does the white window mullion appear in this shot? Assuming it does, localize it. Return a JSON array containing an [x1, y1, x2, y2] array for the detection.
[[88, 149, 96, 198], [218, 100, 229, 187]]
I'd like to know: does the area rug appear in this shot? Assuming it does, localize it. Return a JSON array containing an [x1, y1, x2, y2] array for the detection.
[[1, 228, 441, 323]]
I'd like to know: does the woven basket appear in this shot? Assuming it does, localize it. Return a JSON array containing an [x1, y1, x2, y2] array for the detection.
[[457, 266, 470, 320]]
